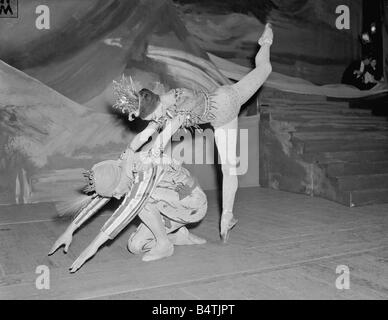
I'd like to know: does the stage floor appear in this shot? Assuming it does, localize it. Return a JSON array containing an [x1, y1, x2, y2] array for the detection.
[[0, 187, 387, 300]]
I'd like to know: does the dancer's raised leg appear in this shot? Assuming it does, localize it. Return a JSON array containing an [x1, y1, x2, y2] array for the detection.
[[232, 23, 273, 106]]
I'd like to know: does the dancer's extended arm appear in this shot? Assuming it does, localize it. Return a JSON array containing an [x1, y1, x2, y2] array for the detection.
[[69, 231, 110, 273], [69, 198, 124, 272], [49, 197, 110, 255]]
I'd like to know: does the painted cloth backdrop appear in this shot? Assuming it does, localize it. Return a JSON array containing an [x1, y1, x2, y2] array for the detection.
[[0, 0, 230, 205], [0, 0, 365, 205], [175, 0, 362, 84]]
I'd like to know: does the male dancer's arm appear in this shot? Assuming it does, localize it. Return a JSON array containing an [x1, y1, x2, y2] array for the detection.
[[49, 197, 110, 255], [69, 192, 142, 273], [69, 230, 110, 273]]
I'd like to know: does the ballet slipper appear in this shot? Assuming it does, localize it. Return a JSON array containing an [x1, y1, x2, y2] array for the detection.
[[169, 227, 207, 246], [220, 211, 238, 243], [142, 241, 174, 262], [127, 234, 156, 255], [258, 23, 273, 46], [127, 233, 141, 254]]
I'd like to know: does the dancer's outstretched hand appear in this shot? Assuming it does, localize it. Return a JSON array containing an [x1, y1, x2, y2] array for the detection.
[[49, 230, 73, 255], [69, 244, 98, 273], [69, 232, 109, 273]]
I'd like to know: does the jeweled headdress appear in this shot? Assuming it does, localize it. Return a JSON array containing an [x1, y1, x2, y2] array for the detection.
[[112, 75, 140, 121]]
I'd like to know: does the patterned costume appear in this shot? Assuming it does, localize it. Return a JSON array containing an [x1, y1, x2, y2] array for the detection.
[[72, 150, 207, 245], [112, 76, 242, 130], [125, 164, 207, 253], [155, 86, 242, 129]]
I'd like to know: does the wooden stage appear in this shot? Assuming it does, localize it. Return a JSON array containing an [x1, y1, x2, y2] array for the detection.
[[0, 187, 387, 300]]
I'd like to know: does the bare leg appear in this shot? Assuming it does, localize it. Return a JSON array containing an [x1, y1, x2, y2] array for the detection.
[[212, 25, 273, 241], [232, 23, 273, 106], [138, 203, 174, 262], [215, 117, 239, 242]]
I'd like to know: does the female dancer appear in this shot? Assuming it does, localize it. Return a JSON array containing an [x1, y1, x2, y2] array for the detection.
[[113, 24, 273, 242]]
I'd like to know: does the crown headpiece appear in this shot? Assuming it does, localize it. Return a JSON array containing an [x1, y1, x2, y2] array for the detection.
[[112, 75, 140, 121]]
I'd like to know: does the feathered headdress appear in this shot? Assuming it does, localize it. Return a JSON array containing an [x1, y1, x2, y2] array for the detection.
[[112, 75, 140, 121], [56, 157, 134, 217]]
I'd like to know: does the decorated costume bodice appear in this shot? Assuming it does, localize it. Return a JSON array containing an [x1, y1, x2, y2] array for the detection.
[[152, 85, 241, 130], [153, 88, 214, 129]]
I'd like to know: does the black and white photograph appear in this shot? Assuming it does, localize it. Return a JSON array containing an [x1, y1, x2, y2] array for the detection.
[[0, 0, 387, 304]]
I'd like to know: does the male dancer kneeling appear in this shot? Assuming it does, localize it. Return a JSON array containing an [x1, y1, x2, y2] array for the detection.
[[49, 149, 207, 273]]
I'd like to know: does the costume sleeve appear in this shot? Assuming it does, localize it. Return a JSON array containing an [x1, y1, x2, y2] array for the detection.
[[72, 197, 110, 229], [100, 166, 165, 239]]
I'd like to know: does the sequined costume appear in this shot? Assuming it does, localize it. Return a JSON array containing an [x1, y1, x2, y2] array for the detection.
[[64, 149, 207, 242], [152, 85, 242, 130]]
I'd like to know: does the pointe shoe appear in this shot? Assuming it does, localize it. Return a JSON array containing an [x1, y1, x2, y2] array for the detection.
[[220, 212, 238, 243], [258, 23, 273, 46], [142, 241, 174, 262]]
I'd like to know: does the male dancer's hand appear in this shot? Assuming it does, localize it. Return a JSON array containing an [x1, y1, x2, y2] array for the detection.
[[48, 229, 74, 255], [69, 232, 110, 273]]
